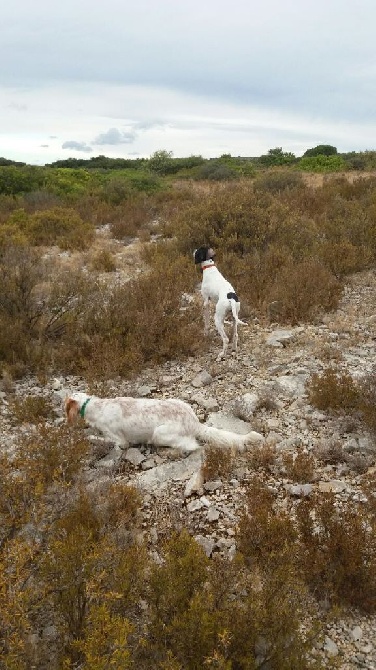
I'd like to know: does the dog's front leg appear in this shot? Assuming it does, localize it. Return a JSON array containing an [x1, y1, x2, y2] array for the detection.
[[203, 297, 211, 335]]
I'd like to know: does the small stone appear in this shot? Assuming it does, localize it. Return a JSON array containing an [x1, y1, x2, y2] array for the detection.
[[194, 535, 215, 557], [96, 446, 123, 469], [207, 507, 220, 522], [141, 458, 156, 470], [318, 480, 348, 493], [323, 637, 339, 657], [184, 470, 204, 497], [191, 394, 219, 410], [125, 447, 146, 467], [136, 385, 154, 397], [285, 483, 313, 497], [204, 479, 223, 492], [187, 499, 203, 512], [191, 370, 213, 388], [351, 626, 363, 642], [232, 393, 259, 421]]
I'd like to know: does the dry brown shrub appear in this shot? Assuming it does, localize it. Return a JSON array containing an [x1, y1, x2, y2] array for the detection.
[[314, 341, 343, 363], [89, 248, 117, 272], [247, 442, 277, 471], [22, 189, 62, 212], [26, 207, 95, 249], [346, 452, 374, 474], [9, 394, 54, 424], [109, 198, 153, 239], [15, 423, 90, 488], [314, 439, 344, 465], [255, 390, 279, 412], [253, 169, 304, 194], [282, 448, 316, 483], [357, 366, 376, 434], [267, 258, 342, 324], [237, 478, 298, 566], [201, 446, 234, 481], [53, 252, 202, 380], [0, 243, 49, 374], [317, 239, 372, 278], [307, 366, 360, 414], [296, 493, 376, 612]]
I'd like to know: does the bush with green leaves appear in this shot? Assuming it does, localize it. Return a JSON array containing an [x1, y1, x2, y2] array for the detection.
[[258, 147, 296, 167], [303, 145, 338, 157], [298, 154, 346, 173], [0, 165, 45, 195]]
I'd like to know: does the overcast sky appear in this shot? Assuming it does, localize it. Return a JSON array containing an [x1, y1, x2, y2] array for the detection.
[[1, 0, 376, 164]]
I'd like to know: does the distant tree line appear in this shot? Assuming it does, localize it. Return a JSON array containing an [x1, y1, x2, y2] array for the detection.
[[1, 145, 376, 198]]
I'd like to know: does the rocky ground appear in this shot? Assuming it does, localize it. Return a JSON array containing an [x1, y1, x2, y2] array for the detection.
[[1, 263, 376, 668]]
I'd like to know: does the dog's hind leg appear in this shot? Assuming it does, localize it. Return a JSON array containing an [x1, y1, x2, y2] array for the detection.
[[151, 424, 200, 452], [231, 319, 239, 352]]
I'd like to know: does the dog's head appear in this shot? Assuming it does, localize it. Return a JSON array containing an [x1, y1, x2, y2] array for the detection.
[[194, 246, 215, 264], [64, 392, 89, 423]]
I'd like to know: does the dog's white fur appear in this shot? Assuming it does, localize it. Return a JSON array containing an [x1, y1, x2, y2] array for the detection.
[[194, 246, 246, 360], [65, 392, 263, 453]]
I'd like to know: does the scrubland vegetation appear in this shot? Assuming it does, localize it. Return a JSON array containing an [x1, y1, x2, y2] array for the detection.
[[1, 418, 376, 668], [2, 147, 376, 380], [1, 147, 376, 667]]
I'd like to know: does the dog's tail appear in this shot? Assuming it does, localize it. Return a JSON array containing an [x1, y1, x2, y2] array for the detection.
[[194, 423, 264, 452]]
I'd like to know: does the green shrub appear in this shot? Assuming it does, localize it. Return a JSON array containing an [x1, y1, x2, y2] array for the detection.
[[298, 154, 346, 173], [258, 147, 296, 167], [303, 145, 338, 157], [0, 166, 45, 195]]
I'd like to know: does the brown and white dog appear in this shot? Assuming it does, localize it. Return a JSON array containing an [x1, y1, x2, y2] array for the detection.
[[65, 392, 263, 453]]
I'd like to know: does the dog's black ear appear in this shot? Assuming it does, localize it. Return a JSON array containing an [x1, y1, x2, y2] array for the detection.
[[194, 246, 209, 264]]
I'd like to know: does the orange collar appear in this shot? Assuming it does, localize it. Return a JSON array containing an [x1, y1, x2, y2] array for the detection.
[[202, 263, 215, 270]]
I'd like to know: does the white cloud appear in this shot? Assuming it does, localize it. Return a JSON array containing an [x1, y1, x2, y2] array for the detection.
[[62, 140, 92, 153], [92, 127, 136, 146]]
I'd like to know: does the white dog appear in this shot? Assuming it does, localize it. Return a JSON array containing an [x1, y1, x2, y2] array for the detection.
[[194, 246, 247, 360], [65, 392, 263, 453]]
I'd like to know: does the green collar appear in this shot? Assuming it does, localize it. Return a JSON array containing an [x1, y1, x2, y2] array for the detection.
[[79, 397, 91, 418]]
